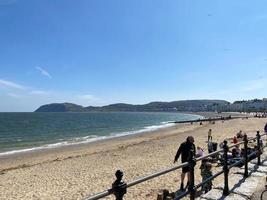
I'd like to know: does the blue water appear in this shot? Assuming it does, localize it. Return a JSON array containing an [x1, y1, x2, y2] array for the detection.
[[0, 112, 202, 155]]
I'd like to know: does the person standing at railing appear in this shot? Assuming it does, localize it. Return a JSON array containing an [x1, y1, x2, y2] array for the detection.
[[174, 136, 196, 191]]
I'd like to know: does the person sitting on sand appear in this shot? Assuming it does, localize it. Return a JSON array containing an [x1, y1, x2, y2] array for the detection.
[[235, 145, 241, 156], [231, 147, 241, 158], [174, 136, 196, 191], [219, 142, 224, 149], [233, 136, 238, 144], [236, 130, 243, 139], [196, 146, 204, 158]]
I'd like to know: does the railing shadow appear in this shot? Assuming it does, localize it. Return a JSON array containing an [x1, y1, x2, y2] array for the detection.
[[204, 156, 267, 200]]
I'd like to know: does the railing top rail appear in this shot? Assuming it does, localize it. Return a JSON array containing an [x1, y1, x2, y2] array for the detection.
[[195, 149, 224, 162], [85, 191, 110, 200], [220, 132, 266, 149], [84, 162, 189, 200], [227, 141, 244, 148], [259, 133, 266, 137], [127, 162, 188, 187]]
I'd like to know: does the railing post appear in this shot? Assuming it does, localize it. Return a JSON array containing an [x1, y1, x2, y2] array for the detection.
[[188, 150, 196, 200], [112, 170, 127, 200], [256, 131, 261, 165], [243, 134, 248, 178], [223, 140, 229, 196]]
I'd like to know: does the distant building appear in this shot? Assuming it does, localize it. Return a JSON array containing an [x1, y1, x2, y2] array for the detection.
[[224, 98, 267, 112]]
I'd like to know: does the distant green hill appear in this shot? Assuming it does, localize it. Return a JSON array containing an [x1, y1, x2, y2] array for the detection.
[[35, 103, 84, 112], [35, 100, 229, 112]]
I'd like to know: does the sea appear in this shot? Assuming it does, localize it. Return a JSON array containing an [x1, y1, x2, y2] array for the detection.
[[0, 112, 202, 156]]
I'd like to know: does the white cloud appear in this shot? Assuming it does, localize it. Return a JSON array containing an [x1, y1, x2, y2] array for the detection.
[[0, 79, 27, 90], [77, 94, 98, 101], [36, 66, 52, 79], [30, 90, 50, 95], [7, 93, 21, 98]]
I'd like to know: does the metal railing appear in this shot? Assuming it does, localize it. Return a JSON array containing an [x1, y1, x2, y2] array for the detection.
[[83, 131, 266, 200]]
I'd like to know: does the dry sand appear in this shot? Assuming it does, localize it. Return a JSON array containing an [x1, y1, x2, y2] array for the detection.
[[0, 117, 266, 200]]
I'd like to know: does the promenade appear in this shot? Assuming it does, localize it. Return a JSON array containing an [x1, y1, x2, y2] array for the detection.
[[198, 147, 267, 200]]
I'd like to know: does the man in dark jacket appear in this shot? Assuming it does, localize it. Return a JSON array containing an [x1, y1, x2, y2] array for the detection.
[[174, 136, 196, 191]]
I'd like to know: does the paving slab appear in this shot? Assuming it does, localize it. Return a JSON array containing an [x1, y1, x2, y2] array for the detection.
[[198, 188, 223, 200], [232, 176, 262, 198]]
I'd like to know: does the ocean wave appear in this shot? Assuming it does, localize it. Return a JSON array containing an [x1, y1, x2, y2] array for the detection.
[[0, 122, 176, 157]]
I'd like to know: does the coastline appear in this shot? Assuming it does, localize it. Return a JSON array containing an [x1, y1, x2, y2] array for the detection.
[[0, 122, 197, 167], [0, 112, 249, 165], [0, 112, 204, 158], [0, 112, 246, 158]]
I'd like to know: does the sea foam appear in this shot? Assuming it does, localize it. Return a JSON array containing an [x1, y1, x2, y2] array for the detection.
[[0, 122, 176, 157]]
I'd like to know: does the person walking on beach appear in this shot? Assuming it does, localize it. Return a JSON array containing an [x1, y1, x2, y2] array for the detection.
[[208, 129, 212, 142], [174, 136, 196, 191]]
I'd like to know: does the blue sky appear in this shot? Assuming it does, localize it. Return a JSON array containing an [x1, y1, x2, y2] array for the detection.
[[1, 0, 267, 111]]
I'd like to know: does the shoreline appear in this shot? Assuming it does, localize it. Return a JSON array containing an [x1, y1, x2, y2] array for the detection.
[[0, 122, 176, 157], [0, 112, 205, 158], [0, 122, 197, 165], [0, 112, 248, 159], [0, 124, 174, 159]]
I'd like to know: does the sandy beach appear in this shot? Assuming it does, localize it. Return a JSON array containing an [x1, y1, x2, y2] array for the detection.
[[0, 116, 266, 200]]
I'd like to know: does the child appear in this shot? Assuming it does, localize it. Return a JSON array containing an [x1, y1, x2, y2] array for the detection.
[[201, 162, 213, 193], [233, 136, 238, 144], [236, 130, 243, 139], [208, 129, 212, 142]]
